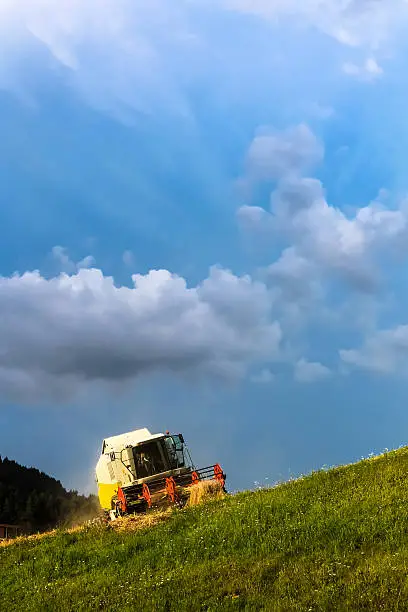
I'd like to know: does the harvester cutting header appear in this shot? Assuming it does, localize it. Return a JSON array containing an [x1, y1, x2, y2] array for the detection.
[[96, 427, 226, 518]]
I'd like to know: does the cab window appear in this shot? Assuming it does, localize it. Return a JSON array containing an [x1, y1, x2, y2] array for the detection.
[[164, 435, 185, 469], [133, 441, 165, 478]]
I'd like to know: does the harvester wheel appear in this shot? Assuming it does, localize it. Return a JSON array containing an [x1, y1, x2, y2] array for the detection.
[[191, 471, 200, 485], [142, 483, 152, 508], [110, 496, 122, 519]]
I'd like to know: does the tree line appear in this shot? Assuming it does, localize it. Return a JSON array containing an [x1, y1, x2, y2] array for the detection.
[[0, 456, 99, 533]]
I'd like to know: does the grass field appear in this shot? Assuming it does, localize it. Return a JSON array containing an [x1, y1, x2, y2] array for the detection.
[[2, 448, 408, 611]]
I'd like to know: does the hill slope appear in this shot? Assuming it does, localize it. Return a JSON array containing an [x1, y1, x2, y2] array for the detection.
[[2, 448, 408, 611]]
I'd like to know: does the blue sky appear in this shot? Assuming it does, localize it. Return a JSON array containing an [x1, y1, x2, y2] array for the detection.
[[2, 0, 408, 494]]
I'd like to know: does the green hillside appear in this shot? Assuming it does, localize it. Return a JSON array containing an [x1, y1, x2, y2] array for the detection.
[[2, 448, 408, 611]]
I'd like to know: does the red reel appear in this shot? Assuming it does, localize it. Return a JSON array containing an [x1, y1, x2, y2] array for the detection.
[[166, 476, 178, 503], [142, 483, 152, 508], [214, 463, 225, 489], [191, 471, 200, 485], [117, 486, 127, 513]]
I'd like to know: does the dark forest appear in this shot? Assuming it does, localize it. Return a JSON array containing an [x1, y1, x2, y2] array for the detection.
[[0, 456, 99, 533]]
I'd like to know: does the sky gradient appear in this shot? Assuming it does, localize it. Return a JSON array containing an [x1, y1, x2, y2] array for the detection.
[[2, 1, 408, 494]]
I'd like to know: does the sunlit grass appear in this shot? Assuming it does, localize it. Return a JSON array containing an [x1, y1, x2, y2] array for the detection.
[[2, 448, 408, 610]]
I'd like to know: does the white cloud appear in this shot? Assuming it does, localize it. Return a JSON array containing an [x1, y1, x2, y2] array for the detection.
[[342, 57, 383, 80], [308, 102, 335, 120], [340, 325, 408, 374], [236, 205, 275, 234], [77, 255, 95, 269], [52, 246, 95, 273], [0, 264, 282, 402], [236, 124, 408, 352], [246, 124, 323, 182], [238, 123, 408, 293], [294, 358, 331, 383], [0, 0, 400, 124], [223, 0, 408, 49], [0, 0, 198, 118], [271, 181, 407, 290], [267, 247, 322, 304], [122, 250, 135, 267], [52, 246, 74, 272], [250, 368, 275, 384]]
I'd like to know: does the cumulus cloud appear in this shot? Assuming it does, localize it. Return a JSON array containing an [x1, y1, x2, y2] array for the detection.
[[238, 123, 408, 293], [238, 125, 324, 239], [273, 181, 407, 291], [340, 325, 408, 374], [246, 124, 323, 182], [236, 205, 275, 235], [266, 247, 322, 305], [294, 358, 331, 383], [0, 265, 282, 402], [235, 123, 408, 360], [270, 181, 407, 291], [342, 57, 383, 80], [52, 246, 95, 273]]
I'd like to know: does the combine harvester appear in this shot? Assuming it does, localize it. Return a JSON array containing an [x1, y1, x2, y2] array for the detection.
[[96, 428, 226, 519]]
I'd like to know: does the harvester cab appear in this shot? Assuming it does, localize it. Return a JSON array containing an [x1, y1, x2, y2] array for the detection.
[[95, 427, 226, 519]]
